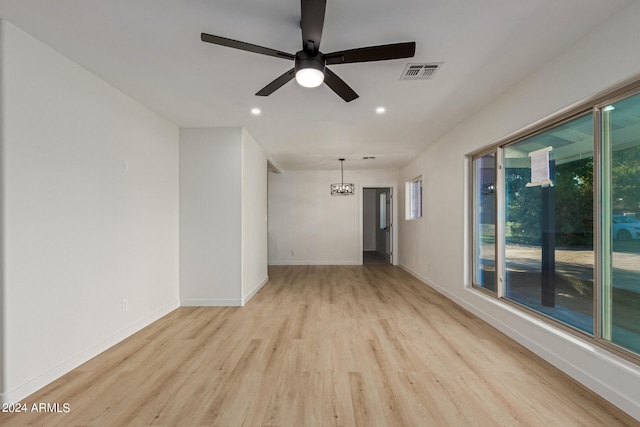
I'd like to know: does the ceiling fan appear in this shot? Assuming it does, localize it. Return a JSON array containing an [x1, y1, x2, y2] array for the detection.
[[201, 0, 416, 102]]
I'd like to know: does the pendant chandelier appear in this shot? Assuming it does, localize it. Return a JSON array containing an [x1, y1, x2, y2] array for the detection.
[[330, 158, 355, 196]]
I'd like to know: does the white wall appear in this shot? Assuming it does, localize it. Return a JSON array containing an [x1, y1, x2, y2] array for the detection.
[[398, 2, 640, 420], [179, 127, 268, 306], [179, 128, 242, 305], [241, 129, 269, 303], [0, 20, 180, 403], [268, 169, 398, 265]]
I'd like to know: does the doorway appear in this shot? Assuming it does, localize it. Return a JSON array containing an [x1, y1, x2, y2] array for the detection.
[[363, 187, 392, 264]]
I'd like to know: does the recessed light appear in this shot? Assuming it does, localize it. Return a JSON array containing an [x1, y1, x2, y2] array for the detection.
[[376, 106, 386, 114], [251, 108, 261, 115]]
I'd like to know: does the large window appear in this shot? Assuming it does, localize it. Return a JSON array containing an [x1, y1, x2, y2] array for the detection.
[[470, 83, 640, 360]]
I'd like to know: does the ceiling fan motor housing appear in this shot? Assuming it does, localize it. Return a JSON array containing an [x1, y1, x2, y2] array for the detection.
[[295, 50, 326, 75]]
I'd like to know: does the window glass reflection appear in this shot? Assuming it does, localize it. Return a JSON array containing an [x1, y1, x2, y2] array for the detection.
[[504, 114, 594, 333]]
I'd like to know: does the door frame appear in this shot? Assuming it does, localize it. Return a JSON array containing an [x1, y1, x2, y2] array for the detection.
[[359, 184, 398, 265]]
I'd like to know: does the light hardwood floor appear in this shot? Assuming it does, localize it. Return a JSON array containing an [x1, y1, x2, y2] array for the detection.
[[2, 265, 637, 426]]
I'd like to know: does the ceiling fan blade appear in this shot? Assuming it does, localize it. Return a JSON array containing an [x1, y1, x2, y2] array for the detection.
[[324, 68, 359, 102], [256, 68, 296, 96], [300, 0, 326, 53], [325, 42, 416, 65], [201, 33, 295, 60]]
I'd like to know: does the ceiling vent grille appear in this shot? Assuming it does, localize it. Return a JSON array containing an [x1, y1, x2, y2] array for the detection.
[[400, 62, 443, 81]]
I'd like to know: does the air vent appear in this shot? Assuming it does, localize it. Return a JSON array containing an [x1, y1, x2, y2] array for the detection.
[[400, 62, 443, 81]]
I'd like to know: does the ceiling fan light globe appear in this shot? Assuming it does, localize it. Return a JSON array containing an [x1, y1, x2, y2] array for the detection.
[[295, 68, 325, 88]]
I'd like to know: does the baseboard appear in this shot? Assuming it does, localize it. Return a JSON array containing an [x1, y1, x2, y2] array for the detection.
[[399, 264, 460, 307], [268, 260, 360, 266], [180, 298, 243, 306], [1, 301, 180, 404], [398, 263, 640, 422], [242, 276, 269, 306]]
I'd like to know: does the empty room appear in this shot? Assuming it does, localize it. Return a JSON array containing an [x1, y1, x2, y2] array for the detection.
[[1, 0, 640, 425]]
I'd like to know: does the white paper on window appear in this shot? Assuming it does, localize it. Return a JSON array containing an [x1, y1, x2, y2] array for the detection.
[[526, 146, 553, 187]]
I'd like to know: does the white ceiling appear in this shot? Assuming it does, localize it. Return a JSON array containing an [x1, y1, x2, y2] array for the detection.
[[0, 0, 632, 170]]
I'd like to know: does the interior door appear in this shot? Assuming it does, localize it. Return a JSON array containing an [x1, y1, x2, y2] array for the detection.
[[380, 189, 393, 264]]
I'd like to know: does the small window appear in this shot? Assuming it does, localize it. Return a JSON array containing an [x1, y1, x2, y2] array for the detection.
[[405, 177, 422, 220]]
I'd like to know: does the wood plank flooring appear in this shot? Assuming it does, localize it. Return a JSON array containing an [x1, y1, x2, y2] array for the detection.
[[2, 265, 637, 426]]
